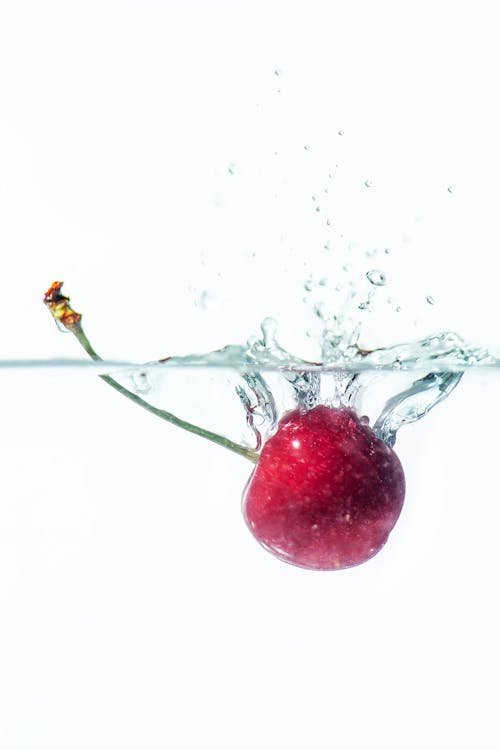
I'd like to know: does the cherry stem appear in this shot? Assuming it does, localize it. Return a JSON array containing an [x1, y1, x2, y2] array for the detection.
[[43, 281, 258, 461], [69, 324, 258, 463]]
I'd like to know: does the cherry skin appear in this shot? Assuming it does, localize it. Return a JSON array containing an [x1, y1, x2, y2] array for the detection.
[[243, 405, 405, 570]]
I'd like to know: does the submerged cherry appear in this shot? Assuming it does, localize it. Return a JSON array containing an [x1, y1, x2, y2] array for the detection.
[[44, 283, 407, 572], [243, 405, 405, 570]]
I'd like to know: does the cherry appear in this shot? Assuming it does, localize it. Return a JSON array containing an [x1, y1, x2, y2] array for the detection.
[[44, 283, 406, 571], [243, 405, 405, 570]]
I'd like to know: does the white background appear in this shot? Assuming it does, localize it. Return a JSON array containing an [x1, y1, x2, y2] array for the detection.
[[1, 2, 499, 748]]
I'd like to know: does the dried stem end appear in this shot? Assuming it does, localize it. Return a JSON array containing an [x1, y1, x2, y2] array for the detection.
[[44, 281, 82, 331]]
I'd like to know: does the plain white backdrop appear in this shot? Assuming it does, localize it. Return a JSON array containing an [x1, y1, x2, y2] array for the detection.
[[1, 2, 499, 748]]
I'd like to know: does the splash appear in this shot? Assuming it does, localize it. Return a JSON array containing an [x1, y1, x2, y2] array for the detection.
[[123, 321, 494, 451], [34, 281, 500, 458]]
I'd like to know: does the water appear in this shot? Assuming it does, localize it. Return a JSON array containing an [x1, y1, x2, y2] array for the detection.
[[3, 321, 499, 458], [118, 325, 498, 450], [9, 269, 498, 461]]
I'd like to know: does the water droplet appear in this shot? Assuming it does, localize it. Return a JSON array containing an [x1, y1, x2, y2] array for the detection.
[[338, 129, 344, 136], [366, 269, 387, 287], [227, 163, 237, 175], [198, 289, 218, 310], [426, 295, 435, 305], [364, 179, 373, 188], [447, 185, 454, 193], [246, 334, 259, 349], [314, 302, 326, 320], [261, 317, 278, 347]]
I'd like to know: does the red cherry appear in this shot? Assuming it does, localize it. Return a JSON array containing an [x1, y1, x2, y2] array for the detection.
[[243, 405, 405, 570]]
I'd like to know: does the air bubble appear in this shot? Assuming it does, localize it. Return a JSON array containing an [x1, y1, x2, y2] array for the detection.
[[338, 129, 344, 136], [227, 163, 237, 175], [364, 179, 373, 188], [366, 269, 387, 287], [447, 185, 454, 193], [131, 371, 152, 395], [426, 295, 435, 305]]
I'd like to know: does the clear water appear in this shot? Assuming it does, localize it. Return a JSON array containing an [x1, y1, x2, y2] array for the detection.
[[116, 325, 496, 450], [2, 322, 498, 456], [9, 260, 499, 457]]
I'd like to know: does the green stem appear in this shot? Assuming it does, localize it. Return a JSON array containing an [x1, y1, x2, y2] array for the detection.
[[72, 325, 258, 463]]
